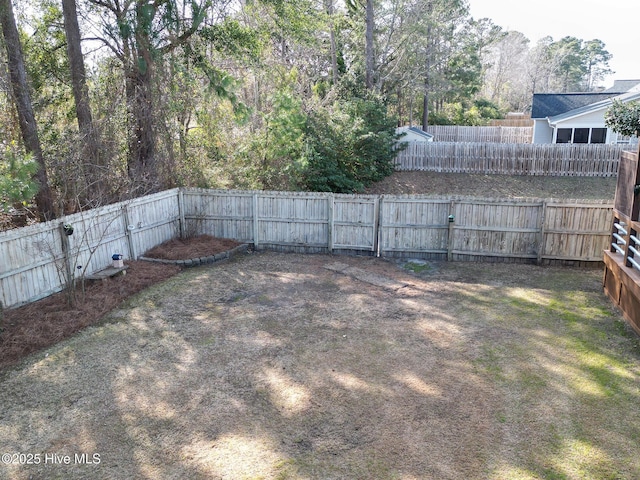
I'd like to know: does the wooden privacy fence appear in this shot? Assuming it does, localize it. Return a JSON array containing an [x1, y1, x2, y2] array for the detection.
[[0, 189, 182, 309], [424, 126, 533, 143], [395, 142, 625, 176], [1, 188, 612, 309], [183, 189, 612, 263]]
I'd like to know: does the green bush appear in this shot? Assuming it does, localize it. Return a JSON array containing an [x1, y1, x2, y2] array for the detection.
[[303, 94, 402, 193], [0, 145, 39, 212], [605, 100, 640, 137]]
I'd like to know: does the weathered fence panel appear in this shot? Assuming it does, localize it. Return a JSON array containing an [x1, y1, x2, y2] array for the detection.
[[256, 192, 329, 248], [65, 203, 130, 281], [0, 221, 64, 309], [541, 201, 613, 262], [424, 126, 533, 143], [125, 190, 181, 259], [182, 189, 254, 242], [379, 197, 450, 255], [450, 199, 543, 260], [395, 142, 625, 176], [332, 195, 378, 252], [1, 188, 614, 309]]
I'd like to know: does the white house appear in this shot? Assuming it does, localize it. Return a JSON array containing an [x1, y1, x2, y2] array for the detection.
[[396, 126, 434, 143], [531, 80, 640, 144]]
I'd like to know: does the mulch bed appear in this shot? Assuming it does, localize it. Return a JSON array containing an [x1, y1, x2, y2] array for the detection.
[[0, 235, 240, 371], [144, 234, 241, 260]]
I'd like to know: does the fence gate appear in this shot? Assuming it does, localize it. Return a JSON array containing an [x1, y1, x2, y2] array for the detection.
[[331, 195, 379, 253], [378, 197, 451, 257]]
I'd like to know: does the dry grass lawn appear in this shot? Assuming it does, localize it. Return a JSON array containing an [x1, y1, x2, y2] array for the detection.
[[1, 252, 639, 480], [364, 172, 616, 199]]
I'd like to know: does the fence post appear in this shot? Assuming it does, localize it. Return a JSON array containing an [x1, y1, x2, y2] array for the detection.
[[253, 193, 259, 249], [59, 222, 74, 298], [447, 201, 455, 261], [537, 201, 547, 265], [178, 189, 186, 239], [327, 194, 334, 253], [374, 195, 382, 257], [123, 204, 137, 260]]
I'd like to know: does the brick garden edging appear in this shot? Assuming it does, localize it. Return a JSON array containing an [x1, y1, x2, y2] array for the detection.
[[139, 244, 249, 267]]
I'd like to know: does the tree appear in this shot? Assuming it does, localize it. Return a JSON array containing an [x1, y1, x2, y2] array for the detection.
[[481, 31, 528, 108], [582, 39, 612, 91], [0, 144, 39, 212], [0, 0, 55, 220], [62, 0, 103, 203], [364, 0, 374, 89], [606, 100, 640, 156], [86, 0, 210, 191], [605, 100, 640, 137], [304, 89, 402, 193]]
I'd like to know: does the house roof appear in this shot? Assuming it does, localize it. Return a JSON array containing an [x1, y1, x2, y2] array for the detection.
[[532, 79, 640, 119], [396, 126, 434, 140], [547, 90, 640, 125], [531, 93, 621, 119], [603, 80, 640, 93]]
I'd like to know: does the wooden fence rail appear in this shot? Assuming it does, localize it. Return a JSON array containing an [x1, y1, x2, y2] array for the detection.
[[395, 142, 627, 176], [1, 188, 613, 309]]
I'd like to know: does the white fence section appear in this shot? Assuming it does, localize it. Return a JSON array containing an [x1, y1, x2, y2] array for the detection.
[[395, 142, 628, 176], [1, 189, 613, 309], [1, 190, 180, 309]]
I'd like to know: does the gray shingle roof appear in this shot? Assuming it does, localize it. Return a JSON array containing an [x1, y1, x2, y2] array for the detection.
[[603, 80, 640, 93], [547, 91, 640, 124], [531, 93, 621, 119], [407, 126, 434, 139]]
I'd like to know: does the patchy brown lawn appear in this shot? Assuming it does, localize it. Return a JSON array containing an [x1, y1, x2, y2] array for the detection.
[[1, 253, 639, 479]]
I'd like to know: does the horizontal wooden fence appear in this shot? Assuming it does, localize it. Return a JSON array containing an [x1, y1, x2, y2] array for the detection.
[[395, 142, 626, 176], [1, 188, 613, 309], [424, 126, 533, 143]]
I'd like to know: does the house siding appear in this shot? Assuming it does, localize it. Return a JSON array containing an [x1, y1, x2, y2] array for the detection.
[[533, 119, 553, 144]]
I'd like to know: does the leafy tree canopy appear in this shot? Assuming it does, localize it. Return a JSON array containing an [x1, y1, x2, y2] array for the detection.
[[605, 100, 640, 137]]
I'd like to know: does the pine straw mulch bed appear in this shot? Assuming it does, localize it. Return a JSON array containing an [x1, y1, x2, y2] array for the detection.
[[0, 235, 241, 370]]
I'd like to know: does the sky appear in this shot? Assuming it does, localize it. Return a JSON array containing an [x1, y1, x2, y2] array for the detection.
[[468, 0, 640, 88]]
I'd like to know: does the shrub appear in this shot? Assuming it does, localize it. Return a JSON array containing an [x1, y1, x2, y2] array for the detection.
[[303, 94, 403, 193], [0, 145, 39, 212]]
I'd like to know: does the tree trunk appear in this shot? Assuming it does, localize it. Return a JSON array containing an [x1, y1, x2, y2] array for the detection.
[[421, 1, 433, 130], [325, 0, 339, 84], [125, 1, 158, 192], [0, 0, 55, 220], [365, 0, 374, 90], [422, 90, 429, 129], [127, 64, 156, 186], [422, 43, 431, 128], [61, 0, 103, 202]]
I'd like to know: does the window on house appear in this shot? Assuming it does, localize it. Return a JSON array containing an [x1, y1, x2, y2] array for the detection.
[[557, 128, 572, 143], [555, 127, 609, 144], [573, 128, 589, 143], [591, 128, 607, 143]]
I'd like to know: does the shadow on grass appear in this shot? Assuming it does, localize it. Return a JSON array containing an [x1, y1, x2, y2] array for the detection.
[[460, 271, 640, 480], [1, 254, 639, 480]]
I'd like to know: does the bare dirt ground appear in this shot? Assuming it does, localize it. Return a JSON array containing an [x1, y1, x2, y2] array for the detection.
[[364, 172, 616, 199], [0, 253, 638, 480]]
